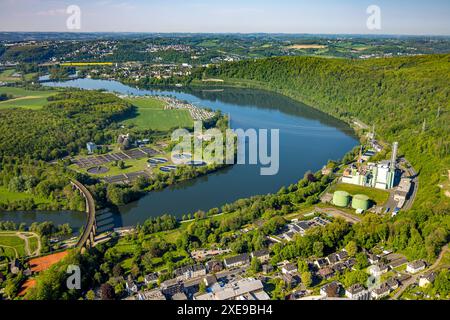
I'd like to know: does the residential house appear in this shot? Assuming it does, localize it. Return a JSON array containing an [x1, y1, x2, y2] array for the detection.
[[387, 257, 408, 269], [282, 272, 300, 288], [174, 264, 207, 281], [224, 253, 249, 268], [336, 250, 348, 261], [144, 272, 158, 285], [345, 284, 370, 300], [126, 278, 138, 294], [419, 272, 437, 288], [314, 258, 328, 269], [332, 262, 347, 274], [371, 283, 391, 300], [281, 263, 298, 275], [262, 264, 273, 274], [161, 279, 184, 296], [251, 249, 270, 263], [206, 260, 223, 273], [326, 253, 339, 265], [320, 281, 340, 297], [318, 267, 335, 280], [292, 221, 312, 236], [369, 263, 389, 277], [137, 289, 166, 300], [406, 260, 426, 274], [386, 278, 399, 291]]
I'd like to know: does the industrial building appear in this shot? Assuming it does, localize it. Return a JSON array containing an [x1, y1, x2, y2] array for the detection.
[[341, 142, 399, 190], [86, 142, 97, 154]]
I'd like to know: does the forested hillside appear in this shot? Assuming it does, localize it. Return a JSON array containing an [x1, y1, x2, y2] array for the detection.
[[0, 91, 132, 160], [200, 55, 449, 208], [197, 54, 450, 259]]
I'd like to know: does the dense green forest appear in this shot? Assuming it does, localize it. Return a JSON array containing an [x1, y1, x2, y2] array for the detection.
[[0, 90, 132, 160], [194, 54, 449, 259], [0, 157, 86, 211]]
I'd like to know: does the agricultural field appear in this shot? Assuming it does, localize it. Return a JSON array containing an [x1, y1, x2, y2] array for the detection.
[[0, 87, 56, 109], [122, 97, 193, 131], [329, 183, 390, 205]]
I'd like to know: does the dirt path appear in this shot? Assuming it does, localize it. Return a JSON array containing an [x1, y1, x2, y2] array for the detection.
[[16, 233, 31, 256], [0, 244, 19, 258], [0, 231, 41, 258], [392, 244, 448, 300], [20, 232, 41, 256]]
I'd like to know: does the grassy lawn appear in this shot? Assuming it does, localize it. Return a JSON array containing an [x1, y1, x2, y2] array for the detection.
[[0, 186, 52, 205], [329, 183, 390, 205], [0, 69, 18, 82], [0, 87, 56, 110], [122, 97, 193, 131], [0, 232, 26, 258], [28, 236, 39, 253]]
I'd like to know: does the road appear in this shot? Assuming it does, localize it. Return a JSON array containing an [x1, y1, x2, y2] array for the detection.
[[391, 244, 448, 300], [398, 157, 419, 211]]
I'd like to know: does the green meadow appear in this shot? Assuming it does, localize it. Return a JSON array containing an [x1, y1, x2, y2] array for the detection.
[[0, 87, 56, 110], [122, 97, 193, 131]]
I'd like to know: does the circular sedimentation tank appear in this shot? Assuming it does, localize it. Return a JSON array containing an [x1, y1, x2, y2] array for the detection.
[[351, 194, 370, 210], [86, 166, 109, 174], [332, 191, 350, 207]]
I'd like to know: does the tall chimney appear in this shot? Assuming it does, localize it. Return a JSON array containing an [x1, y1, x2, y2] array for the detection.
[[391, 142, 398, 170]]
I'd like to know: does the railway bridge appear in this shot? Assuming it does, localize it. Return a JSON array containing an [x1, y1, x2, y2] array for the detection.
[[70, 180, 97, 249]]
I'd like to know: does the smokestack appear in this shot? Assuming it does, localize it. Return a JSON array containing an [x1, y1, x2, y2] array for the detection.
[[391, 142, 398, 170]]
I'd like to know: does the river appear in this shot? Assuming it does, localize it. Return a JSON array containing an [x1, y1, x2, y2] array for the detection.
[[0, 78, 358, 231]]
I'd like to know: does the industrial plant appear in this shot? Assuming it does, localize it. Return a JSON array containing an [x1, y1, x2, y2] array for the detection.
[[342, 142, 399, 190], [332, 141, 414, 214]]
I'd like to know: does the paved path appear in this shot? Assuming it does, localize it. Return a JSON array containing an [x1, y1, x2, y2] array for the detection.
[[392, 245, 448, 300]]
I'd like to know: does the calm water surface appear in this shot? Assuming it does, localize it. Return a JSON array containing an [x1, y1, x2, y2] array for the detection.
[[0, 79, 358, 230]]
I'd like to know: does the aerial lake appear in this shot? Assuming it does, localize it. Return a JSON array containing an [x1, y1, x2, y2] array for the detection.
[[0, 78, 358, 231]]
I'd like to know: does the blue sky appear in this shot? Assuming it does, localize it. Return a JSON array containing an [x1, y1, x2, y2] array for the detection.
[[1, 0, 449, 35]]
